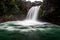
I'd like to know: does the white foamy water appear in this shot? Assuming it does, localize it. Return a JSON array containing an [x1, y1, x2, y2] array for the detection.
[[13, 20, 46, 26]]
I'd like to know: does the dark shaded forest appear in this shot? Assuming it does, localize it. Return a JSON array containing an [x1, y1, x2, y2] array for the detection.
[[0, 0, 28, 22], [39, 0, 60, 25]]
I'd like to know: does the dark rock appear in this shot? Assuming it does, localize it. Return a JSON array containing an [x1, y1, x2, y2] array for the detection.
[[32, 1, 42, 6], [40, 0, 60, 25]]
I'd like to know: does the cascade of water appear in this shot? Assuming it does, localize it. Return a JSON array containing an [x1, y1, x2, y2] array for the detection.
[[26, 6, 40, 20], [12, 6, 47, 26]]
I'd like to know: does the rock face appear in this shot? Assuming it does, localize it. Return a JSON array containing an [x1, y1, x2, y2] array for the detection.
[[25, 1, 32, 11], [32, 1, 42, 6], [41, 0, 60, 25]]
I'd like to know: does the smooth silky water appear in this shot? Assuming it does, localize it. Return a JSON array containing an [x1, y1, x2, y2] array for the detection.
[[0, 6, 60, 40]]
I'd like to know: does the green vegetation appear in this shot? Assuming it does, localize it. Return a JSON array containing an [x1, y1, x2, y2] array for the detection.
[[0, 0, 27, 15], [0, 0, 27, 22]]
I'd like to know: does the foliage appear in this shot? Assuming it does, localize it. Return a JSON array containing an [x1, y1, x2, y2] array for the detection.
[[0, 0, 27, 16], [39, 3, 43, 17], [0, 0, 27, 22]]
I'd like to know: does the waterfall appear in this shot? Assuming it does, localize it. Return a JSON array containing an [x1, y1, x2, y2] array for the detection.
[[26, 6, 40, 20], [13, 6, 47, 26]]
